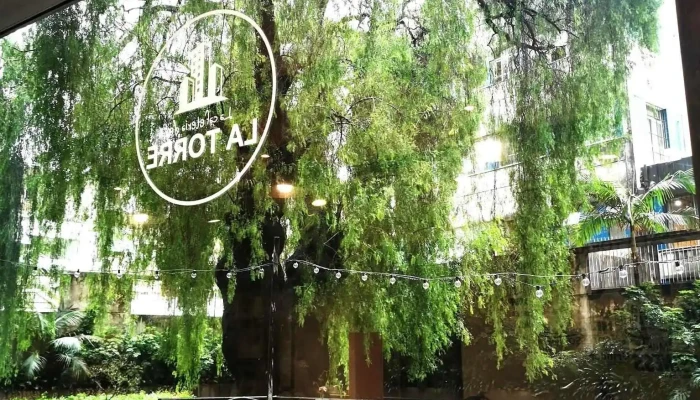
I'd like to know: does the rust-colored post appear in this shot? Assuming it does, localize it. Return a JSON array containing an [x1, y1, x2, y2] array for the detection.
[[348, 333, 383, 399]]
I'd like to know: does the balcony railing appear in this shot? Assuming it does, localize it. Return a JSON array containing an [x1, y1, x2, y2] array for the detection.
[[580, 231, 700, 290]]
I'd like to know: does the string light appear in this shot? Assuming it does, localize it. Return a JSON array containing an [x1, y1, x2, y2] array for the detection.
[[581, 274, 590, 287], [116, 269, 123, 279], [618, 266, 628, 279], [535, 286, 544, 298], [12, 256, 698, 299], [312, 199, 327, 207]]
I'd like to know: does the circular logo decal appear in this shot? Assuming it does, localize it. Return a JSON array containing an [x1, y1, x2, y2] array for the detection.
[[135, 9, 277, 206]]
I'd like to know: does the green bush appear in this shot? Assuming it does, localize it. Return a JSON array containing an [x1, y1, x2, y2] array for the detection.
[[81, 329, 175, 390], [13, 391, 191, 400]]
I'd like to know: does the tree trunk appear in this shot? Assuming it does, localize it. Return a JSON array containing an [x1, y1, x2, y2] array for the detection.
[[213, 0, 295, 392], [630, 228, 641, 285]]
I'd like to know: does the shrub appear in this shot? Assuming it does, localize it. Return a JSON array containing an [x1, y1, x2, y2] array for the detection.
[[15, 391, 191, 400]]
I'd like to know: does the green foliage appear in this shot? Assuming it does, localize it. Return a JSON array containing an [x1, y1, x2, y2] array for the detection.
[[3, 321, 224, 392], [0, 41, 31, 381], [538, 282, 700, 399], [576, 169, 696, 255], [81, 331, 169, 392], [18, 308, 98, 387], [0, 0, 663, 387], [476, 0, 663, 379], [12, 392, 191, 400]]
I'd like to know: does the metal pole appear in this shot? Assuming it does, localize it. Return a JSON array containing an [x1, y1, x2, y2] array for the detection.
[[267, 236, 280, 400]]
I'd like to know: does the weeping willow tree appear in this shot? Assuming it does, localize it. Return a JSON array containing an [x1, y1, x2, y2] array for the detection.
[[471, 0, 662, 380], [0, 0, 661, 390]]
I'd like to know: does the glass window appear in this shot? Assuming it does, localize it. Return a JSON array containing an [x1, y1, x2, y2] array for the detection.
[[647, 104, 671, 162]]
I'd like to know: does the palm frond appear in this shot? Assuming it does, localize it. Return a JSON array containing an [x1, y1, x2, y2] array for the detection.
[[22, 352, 46, 378], [77, 334, 101, 346], [54, 309, 84, 334], [56, 354, 90, 379], [641, 169, 695, 206], [586, 179, 625, 210], [575, 211, 627, 246], [637, 212, 694, 233], [51, 336, 83, 353], [30, 311, 52, 337]]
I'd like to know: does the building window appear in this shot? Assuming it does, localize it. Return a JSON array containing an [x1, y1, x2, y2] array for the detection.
[[488, 55, 513, 85], [647, 105, 670, 162], [469, 139, 518, 174]]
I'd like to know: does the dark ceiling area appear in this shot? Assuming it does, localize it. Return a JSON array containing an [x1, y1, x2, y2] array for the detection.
[[0, 0, 79, 38]]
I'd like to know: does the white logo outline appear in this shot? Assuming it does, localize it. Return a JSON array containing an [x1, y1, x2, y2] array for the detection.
[[175, 41, 228, 115], [135, 9, 277, 207]]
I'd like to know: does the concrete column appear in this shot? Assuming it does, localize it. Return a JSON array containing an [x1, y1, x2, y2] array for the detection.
[[348, 333, 383, 399], [574, 251, 595, 349]]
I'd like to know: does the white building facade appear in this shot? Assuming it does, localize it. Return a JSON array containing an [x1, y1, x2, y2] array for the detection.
[[454, 0, 692, 229]]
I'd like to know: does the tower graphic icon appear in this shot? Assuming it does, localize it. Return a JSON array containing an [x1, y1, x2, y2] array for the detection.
[[175, 42, 228, 115]]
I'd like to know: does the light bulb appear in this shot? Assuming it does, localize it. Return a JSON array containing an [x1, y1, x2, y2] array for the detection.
[[116, 270, 123, 279], [618, 267, 628, 279], [494, 276, 502, 286], [314, 267, 320, 274], [389, 275, 397, 285], [154, 270, 160, 280], [454, 278, 462, 288], [73, 270, 80, 279], [581, 274, 590, 287], [422, 280, 429, 290], [361, 273, 368, 282], [535, 286, 544, 298], [312, 199, 327, 207], [226, 270, 233, 279], [335, 271, 342, 279], [276, 183, 294, 194], [131, 213, 149, 225], [675, 261, 684, 274], [191, 270, 197, 279], [293, 262, 299, 269]]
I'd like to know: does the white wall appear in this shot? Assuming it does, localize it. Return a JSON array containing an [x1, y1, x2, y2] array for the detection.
[[454, 0, 688, 225], [627, 0, 691, 189], [21, 187, 222, 317]]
